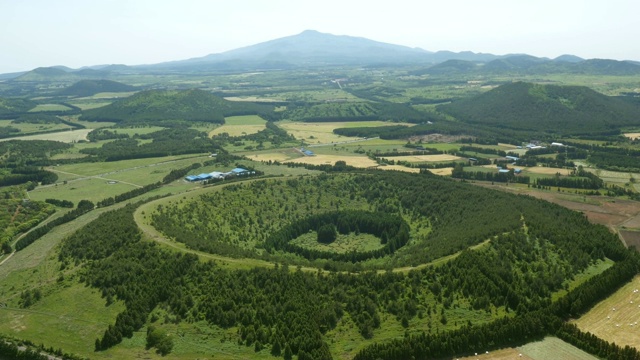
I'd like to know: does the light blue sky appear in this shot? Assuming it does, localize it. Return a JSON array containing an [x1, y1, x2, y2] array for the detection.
[[1, 0, 638, 73]]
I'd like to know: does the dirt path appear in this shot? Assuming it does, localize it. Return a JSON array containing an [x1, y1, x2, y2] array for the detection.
[[9, 205, 21, 223]]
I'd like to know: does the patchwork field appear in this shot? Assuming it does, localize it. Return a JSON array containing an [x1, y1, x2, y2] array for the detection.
[[209, 115, 267, 137], [573, 275, 640, 350]]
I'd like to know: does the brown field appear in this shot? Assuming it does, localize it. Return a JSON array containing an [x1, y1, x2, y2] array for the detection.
[[573, 275, 640, 350], [428, 167, 454, 176], [471, 183, 640, 242], [283, 154, 378, 168], [384, 154, 463, 162], [523, 166, 573, 176], [246, 152, 295, 163], [518, 337, 597, 360], [0, 129, 92, 143], [376, 165, 421, 173], [620, 230, 640, 249], [624, 133, 640, 140]]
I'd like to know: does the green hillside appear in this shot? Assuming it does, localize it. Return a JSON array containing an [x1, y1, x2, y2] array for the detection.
[[81, 89, 276, 124], [57, 79, 136, 97], [81, 89, 229, 123], [438, 82, 640, 136], [0, 97, 36, 116]]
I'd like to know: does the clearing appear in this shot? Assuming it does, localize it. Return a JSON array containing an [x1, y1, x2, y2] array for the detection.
[[280, 121, 410, 145], [209, 115, 267, 137]]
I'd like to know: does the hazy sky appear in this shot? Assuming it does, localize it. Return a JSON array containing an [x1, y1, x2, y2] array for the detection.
[[1, 0, 638, 73]]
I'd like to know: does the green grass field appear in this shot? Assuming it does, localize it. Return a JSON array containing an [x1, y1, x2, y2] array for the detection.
[[518, 337, 597, 360], [0, 119, 73, 135], [210, 115, 267, 137]]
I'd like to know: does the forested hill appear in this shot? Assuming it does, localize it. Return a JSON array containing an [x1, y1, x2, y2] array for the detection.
[[0, 97, 36, 116], [57, 79, 136, 97], [80, 89, 274, 124], [438, 82, 640, 136]]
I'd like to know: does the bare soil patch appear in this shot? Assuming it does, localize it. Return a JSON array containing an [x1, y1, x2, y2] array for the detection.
[[620, 230, 640, 249], [624, 133, 640, 140]]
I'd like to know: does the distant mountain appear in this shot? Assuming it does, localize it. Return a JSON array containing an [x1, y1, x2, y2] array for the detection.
[[3, 30, 638, 77], [416, 59, 480, 75], [158, 30, 436, 69], [57, 80, 137, 97], [438, 82, 640, 136], [554, 54, 584, 63]]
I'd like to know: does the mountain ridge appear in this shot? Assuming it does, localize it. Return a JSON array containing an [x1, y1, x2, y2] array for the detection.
[[4, 30, 640, 77]]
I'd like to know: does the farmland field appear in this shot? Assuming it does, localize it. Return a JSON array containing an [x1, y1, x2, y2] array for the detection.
[[517, 337, 597, 360], [209, 115, 267, 137], [279, 121, 411, 145], [383, 154, 463, 162], [522, 166, 573, 176], [283, 154, 378, 167], [572, 275, 640, 350], [0, 128, 92, 143]]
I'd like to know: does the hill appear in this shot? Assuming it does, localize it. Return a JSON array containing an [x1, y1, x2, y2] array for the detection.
[[438, 82, 640, 136], [81, 89, 274, 124], [12, 67, 79, 82], [81, 89, 228, 124], [56, 79, 137, 97], [0, 97, 36, 116]]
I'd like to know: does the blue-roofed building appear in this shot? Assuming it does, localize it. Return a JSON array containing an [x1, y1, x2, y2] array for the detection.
[[185, 175, 200, 182], [231, 168, 249, 174], [514, 168, 522, 174], [196, 173, 213, 180], [498, 169, 511, 173], [505, 156, 519, 161], [303, 150, 315, 156]]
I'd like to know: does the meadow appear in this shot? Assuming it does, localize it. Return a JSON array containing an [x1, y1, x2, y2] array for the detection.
[[209, 115, 267, 137]]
